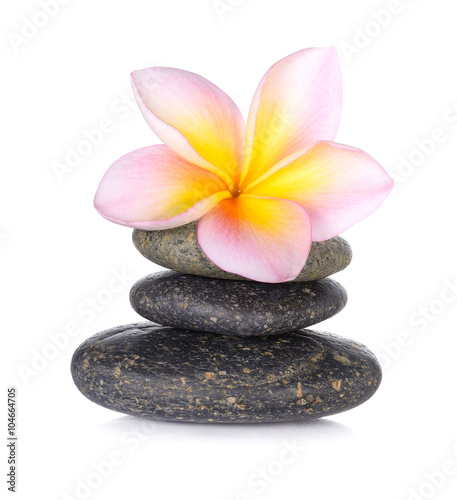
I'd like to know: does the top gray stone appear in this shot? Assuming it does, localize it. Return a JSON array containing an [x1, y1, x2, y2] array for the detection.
[[133, 221, 352, 282]]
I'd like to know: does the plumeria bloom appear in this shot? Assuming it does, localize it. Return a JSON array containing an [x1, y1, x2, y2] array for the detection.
[[95, 47, 393, 283]]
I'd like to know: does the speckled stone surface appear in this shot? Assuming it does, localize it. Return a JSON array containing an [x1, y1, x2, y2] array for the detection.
[[130, 271, 347, 336], [71, 322, 381, 423], [132, 221, 352, 282]]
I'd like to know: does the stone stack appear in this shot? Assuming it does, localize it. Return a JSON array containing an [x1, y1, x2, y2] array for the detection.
[[71, 222, 382, 423]]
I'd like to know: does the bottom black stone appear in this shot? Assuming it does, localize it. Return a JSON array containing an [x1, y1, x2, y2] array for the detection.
[[71, 323, 382, 423]]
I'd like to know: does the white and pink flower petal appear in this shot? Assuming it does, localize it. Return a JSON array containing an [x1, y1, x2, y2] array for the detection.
[[131, 67, 245, 189], [197, 195, 312, 283], [247, 141, 394, 241], [94, 145, 231, 230], [241, 47, 342, 187]]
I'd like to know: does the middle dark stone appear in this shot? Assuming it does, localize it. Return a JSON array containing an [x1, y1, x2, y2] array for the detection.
[[130, 271, 347, 336]]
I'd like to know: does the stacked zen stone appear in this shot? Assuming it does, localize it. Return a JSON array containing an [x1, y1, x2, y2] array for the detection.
[[71, 221, 382, 423]]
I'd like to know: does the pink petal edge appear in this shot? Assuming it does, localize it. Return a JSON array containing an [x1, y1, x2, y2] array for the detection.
[[197, 195, 312, 283], [240, 47, 342, 187], [131, 67, 245, 188], [246, 141, 394, 241], [94, 145, 231, 230]]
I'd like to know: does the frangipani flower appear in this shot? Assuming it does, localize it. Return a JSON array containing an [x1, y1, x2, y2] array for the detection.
[[95, 47, 393, 283]]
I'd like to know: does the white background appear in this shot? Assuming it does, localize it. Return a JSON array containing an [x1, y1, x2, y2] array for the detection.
[[2, 0, 457, 499]]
